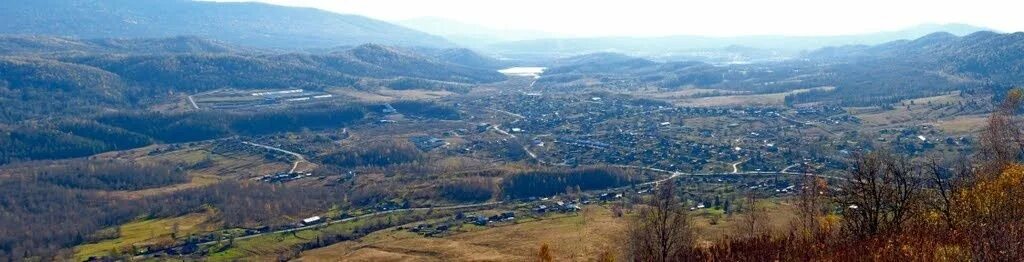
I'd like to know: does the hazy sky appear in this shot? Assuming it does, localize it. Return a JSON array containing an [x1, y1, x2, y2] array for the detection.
[[210, 0, 1023, 37]]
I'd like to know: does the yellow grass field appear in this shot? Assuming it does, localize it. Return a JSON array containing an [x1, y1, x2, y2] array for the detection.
[[296, 206, 628, 261], [296, 201, 797, 261], [645, 87, 834, 107], [854, 92, 969, 128], [74, 211, 217, 260], [931, 114, 989, 134]]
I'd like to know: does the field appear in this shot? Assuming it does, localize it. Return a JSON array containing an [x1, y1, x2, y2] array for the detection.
[[328, 87, 453, 102], [74, 211, 216, 260], [931, 114, 989, 134], [297, 206, 627, 261], [188, 88, 336, 110], [853, 92, 980, 129], [91, 143, 290, 199], [296, 201, 797, 261], [645, 87, 834, 107]]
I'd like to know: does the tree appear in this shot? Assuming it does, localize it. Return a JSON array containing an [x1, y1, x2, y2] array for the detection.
[[625, 182, 694, 262], [979, 87, 1024, 174], [739, 192, 767, 238], [838, 151, 923, 238]]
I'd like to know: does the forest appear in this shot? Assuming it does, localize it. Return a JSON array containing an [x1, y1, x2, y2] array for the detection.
[[0, 176, 347, 259], [500, 167, 642, 199]]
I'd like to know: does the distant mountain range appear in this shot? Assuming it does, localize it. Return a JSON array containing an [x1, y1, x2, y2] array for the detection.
[[538, 31, 1024, 106], [395, 17, 557, 48], [0, 35, 256, 55], [0, 0, 454, 49], [485, 24, 991, 63]]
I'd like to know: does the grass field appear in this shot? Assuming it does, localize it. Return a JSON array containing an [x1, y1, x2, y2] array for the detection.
[[328, 87, 453, 102], [75, 211, 216, 260], [931, 114, 989, 134], [645, 87, 834, 107], [297, 206, 627, 261], [854, 92, 976, 129], [296, 201, 797, 261]]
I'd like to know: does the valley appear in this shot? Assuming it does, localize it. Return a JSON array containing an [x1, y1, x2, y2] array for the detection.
[[0, 1, 1022, 261]]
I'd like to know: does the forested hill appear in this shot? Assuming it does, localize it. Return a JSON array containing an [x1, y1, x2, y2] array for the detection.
[[0, 42, 503, 119], [0, 35, 255, 55], [0, 0, 453, 49], [807, 31, 1024, 87], [535, 31, 1024, 106]]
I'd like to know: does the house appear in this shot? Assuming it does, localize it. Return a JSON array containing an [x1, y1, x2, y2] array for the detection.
[[474, 216, 488, 226], [302, 216, 322, 225]]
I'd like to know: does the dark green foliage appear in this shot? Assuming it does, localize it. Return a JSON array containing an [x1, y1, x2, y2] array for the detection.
[[500, 167, 638, 199], [97, 106, 365, 142], [320, 140, 422, 168], [55, 120, 152, 150], [438, 177, 495, 202], [391, 101, 461, 120], [0, 128, 108, 165], [96, 112, 231, 143]]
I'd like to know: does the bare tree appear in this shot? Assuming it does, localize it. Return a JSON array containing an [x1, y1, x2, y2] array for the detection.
[[793, 175, 831, 241], [625, 182, 694, 262], [923, 155, 972, 229], [838, 152, 923, 238], [739, 192, 768, 238], [979, 88, 1024, 173]]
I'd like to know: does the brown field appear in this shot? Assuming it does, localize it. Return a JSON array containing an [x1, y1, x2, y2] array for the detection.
[[296, 206, 628, 261], [930, 114, 989, 135], [647, 87, 834, 107], [296, 201, 797, 262], [854, 92, 975, 129], [328, 88, 454, 102], [93, 143, 289, 199], [641, 88, 747, 100]]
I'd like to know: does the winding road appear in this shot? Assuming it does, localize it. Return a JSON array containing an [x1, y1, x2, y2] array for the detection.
[[242, 141, 307, 174]]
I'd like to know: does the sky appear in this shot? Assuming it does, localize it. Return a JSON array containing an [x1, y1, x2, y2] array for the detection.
[[210, 0, 1023, 37]]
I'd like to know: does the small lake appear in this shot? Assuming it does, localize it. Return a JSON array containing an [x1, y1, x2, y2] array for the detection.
[[498, 67, 546, 78]]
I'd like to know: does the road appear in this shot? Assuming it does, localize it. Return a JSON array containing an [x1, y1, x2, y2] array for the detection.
[[187, 95, 200, 110], [489, 108, 526, 119], [731, 159, 747, 173], [241, 141, 307, 174], [196, 201, 503, 246], [491, 124, 517, 139]]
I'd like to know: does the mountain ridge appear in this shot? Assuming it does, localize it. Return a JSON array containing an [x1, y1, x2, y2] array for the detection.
[[0, 0, 454, 49]]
